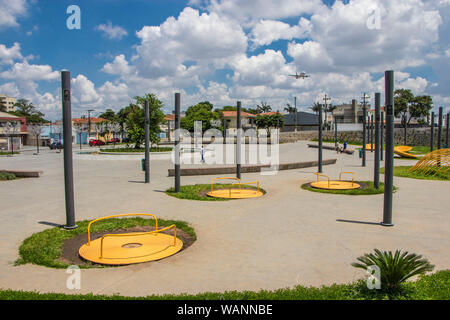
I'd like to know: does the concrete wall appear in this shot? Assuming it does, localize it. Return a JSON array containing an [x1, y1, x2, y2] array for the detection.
[[280, 127, 449, 147]]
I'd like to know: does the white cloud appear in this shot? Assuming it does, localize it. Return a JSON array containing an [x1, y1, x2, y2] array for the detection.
[[0, 61, 59, 81], [250, 18, 311, 48], [0, 42, 23, 65], [0, 0, 27, 29], [134, 7, 247, 78], [101, 54, 134, 75], [203, 0, 324, 24], [71, 74, 101, 105], [95, 21, 128, 40]]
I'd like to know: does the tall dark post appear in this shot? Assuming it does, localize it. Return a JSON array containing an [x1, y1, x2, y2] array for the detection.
[[61, 71, 77, 229], [334, 116, 338, 148], [362, 95, 368, 167], [294, 97, 297, 132], [374, 93, 381, 189], [167, 118, 171, 143], [430, 112, 435, 152], [236, 101, 242, 179], [382, 70, 395, 227], [87, 109, 94, 141], [437, 107, 443, 150], [446, 113, 449, 148], [370, 114, 374, 152], [380, 111, 384, 161], [222, 118, 226, 145], [174, 93, 181, 192], [318, 103, 323, 173], [144, 100, 150, 183]]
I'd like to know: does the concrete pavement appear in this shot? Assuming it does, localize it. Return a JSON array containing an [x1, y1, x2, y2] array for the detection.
[[0, 141, 448, 296]]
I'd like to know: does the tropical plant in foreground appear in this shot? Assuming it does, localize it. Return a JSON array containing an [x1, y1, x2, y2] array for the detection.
[[352, 249, 434, 291]]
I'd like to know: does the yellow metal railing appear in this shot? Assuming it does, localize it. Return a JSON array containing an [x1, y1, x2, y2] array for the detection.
[[86, 213, 158, 246], [99, 224, 177, 259], [210, 177, 241, 193], [229, 181, 260, 197], [314, 172, 331, 188], [339, 171, 356, 186]]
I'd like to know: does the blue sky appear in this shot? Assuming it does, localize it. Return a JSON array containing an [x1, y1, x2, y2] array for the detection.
[[0, 0, 448, 120]]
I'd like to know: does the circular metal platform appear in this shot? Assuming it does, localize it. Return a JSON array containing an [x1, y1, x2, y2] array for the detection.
[[310, 180, 360, 190], [79, 232, 183, 265], [207, 189, 264, 199]]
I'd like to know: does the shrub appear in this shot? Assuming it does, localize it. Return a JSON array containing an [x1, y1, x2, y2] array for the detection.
[[0, 172, 16, 180], [352, 249, 434, 292]]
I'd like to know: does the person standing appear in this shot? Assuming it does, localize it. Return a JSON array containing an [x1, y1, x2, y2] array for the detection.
[[201, 145, 205, 164]]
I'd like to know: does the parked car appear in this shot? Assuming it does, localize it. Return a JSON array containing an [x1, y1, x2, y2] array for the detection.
[[108, 138, 120, 143], [89, 139, 105, 146], [49, 141, 63, 150]]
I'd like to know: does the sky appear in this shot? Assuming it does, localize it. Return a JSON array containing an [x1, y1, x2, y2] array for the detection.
[[0, 0, 449, 121]]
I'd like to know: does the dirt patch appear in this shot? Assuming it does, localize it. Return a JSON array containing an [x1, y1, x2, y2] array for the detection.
[[59, 225, 195, 267]]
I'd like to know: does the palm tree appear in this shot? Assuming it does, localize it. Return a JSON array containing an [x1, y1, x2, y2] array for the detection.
[[310, 102, 321, 114], [352, 249, 434, 292], [257, 101, 272, 113], [284, 103, 296, 114]]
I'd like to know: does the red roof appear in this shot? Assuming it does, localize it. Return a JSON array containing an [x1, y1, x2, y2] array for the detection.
[[259, 112, 280, 116], [222, 111, 256, 118], [72, 117, 106, 124]]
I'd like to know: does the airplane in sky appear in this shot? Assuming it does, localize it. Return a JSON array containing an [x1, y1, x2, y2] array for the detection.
[[288, 71, 310, 79]]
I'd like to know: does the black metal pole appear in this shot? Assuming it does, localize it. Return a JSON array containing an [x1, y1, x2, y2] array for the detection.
[[334, 116, 338, 148], [380, 111, 384, 161], [382, 70, 395, 227], [446, 113, 449, 148], [370, 114, 374, 152], [61, 71, 77, 229], [318, 103, 323, 173], [174, 93, 181, 192], [437, 107, 443, 150], [403, 115, 407, 146], [374, 93, 381, 189], [430, 112, 435, 152], [236, 101, 242, 179], [167, 118, 171, 143], [294, 97, 297, 132], [144, 100, 150, 183], [362, 101, 367, 167]]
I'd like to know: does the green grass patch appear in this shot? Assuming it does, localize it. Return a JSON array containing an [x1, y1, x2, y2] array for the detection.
[[380, 166, 449, 181], [100, 147, 172, 153], [0, 172, 16, 180], [15, 217, 196, 269], [0, 270, 448, 300], [0, 151, 19, 155], [166, 183, 265, 201], [301, 181, 394, 195]]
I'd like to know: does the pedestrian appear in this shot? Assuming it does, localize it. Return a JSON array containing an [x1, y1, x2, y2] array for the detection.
[[201, 145, 205, 163], [343, 142, 347, 150]]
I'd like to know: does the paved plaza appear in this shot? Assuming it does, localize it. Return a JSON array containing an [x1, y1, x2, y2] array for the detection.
[[0, 141, 449, 296]]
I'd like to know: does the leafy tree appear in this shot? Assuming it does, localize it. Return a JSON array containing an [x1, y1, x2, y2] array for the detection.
[[394, 89, 433, 127], [117, 104, 139, 140], [125, 94, 165, 148], [98, 109, 116, 121], [181, 101, 220, 132], [11, 99, 48, 123], [255, 113, 284, 137]]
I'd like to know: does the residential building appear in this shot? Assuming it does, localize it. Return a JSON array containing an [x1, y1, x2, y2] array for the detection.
[[221, 110, 256, 133], [0, 111, 27, 151], [0, 94, 17, 112]]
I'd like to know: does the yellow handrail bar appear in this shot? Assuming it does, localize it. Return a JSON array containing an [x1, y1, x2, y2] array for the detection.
[[314, 172, 330, 188], [210, 177, 241, 193], [87, 213, 158, 246], [99, 224, 177, 259], [339, 171, 356, 186]]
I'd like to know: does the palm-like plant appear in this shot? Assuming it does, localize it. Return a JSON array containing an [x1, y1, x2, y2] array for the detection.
[[352, 249, 434, 291]]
